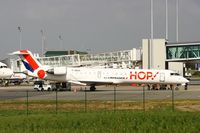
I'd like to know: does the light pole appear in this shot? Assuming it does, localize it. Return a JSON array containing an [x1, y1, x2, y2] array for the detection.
[[41, 30, 45, 57], [176, 0, 179, 42], [59, 35, 63, 50], [150, 0, 154, 69], [166, 0, 168, 40], [17, 26, 22, 50]]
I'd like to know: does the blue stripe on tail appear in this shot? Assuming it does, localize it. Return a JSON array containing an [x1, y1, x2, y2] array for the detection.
[[22, 60, 34, 72]]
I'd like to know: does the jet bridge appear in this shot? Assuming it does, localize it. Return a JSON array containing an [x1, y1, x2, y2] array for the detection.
[[10, 48, 141, 73], [38, 48, 141, 68], [142, 39, 200, 76], [166, 42, 200, 61], [79, 49, 141, 67], [37, 54, 81, 67]]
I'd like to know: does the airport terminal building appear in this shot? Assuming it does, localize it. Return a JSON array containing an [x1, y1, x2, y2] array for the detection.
[[143, 39, 200, 76]]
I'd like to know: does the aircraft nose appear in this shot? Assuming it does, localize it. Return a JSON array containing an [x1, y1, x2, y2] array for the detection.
[[178, 77, 189, 84], [181, 77, 189, 83], [185, 78, 190, 83]]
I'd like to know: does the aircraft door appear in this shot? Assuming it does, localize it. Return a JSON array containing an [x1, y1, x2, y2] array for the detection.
[[97, 71, 101, 79], [159, 73, 165, 82]]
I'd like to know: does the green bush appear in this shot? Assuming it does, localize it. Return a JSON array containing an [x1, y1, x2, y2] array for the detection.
[[192, 71, 200, 77]]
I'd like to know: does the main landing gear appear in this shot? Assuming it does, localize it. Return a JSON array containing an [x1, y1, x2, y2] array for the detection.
[[90, 85, 96, 91]]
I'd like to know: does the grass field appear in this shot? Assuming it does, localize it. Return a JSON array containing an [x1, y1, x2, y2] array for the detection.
[[1, 99, 200, 111], [0, 108, 200, 133], [0, 100, 200, 133]]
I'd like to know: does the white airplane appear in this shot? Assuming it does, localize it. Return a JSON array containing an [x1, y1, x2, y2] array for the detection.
[[9, 73, 27, 85], [10, 73, 26, 80], [0, 62, 13, 79], [11, 50, 189, 91]]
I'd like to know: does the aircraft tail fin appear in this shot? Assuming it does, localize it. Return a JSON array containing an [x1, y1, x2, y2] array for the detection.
[[11, 50, 46, 79]]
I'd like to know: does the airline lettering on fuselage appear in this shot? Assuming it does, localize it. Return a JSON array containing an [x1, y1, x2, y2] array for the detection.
[[130, 71, 159, 80]]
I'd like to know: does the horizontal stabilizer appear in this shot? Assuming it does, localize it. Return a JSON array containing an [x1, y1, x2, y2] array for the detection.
[[9, 51, 29, 55]]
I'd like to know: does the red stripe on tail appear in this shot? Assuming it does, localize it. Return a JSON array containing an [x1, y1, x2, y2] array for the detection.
[[20, 50, 39, 70]]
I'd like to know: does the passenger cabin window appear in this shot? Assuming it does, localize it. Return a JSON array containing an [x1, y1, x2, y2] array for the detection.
[[170, 73, 179, 76]]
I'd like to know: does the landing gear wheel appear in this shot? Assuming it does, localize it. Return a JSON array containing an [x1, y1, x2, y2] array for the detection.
[[90, 86, 96, 91]]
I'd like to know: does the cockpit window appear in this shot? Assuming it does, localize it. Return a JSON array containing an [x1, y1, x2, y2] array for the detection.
[[0, 66, 7, 68], [170, 73, 180, 76]]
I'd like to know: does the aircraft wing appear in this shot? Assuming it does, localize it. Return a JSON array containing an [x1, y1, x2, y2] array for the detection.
[[68, 80, 115, 86], [68, 80, 87, 86]]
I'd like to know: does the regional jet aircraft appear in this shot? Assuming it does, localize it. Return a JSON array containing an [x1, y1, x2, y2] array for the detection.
[[11, 50, 189, 91]]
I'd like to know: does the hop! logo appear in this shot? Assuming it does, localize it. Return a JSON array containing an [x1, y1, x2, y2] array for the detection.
[[130, 71, 159, 80]]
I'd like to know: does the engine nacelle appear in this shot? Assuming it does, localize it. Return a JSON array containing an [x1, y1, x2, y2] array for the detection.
[[48, 67, 66, 75]]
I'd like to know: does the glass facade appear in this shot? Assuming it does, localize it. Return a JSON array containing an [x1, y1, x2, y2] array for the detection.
[[166, 45, 200, 59]]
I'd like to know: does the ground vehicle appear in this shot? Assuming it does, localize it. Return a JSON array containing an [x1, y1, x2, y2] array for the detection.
[[51, 82, 71, 91], [34, 81, 52, 91]]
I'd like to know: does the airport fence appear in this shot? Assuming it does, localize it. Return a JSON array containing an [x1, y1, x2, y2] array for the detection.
[[0, 85, 196, 115]]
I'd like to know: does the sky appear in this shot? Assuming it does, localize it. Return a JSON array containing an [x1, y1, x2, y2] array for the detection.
[[1, 0, 200, 59]]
